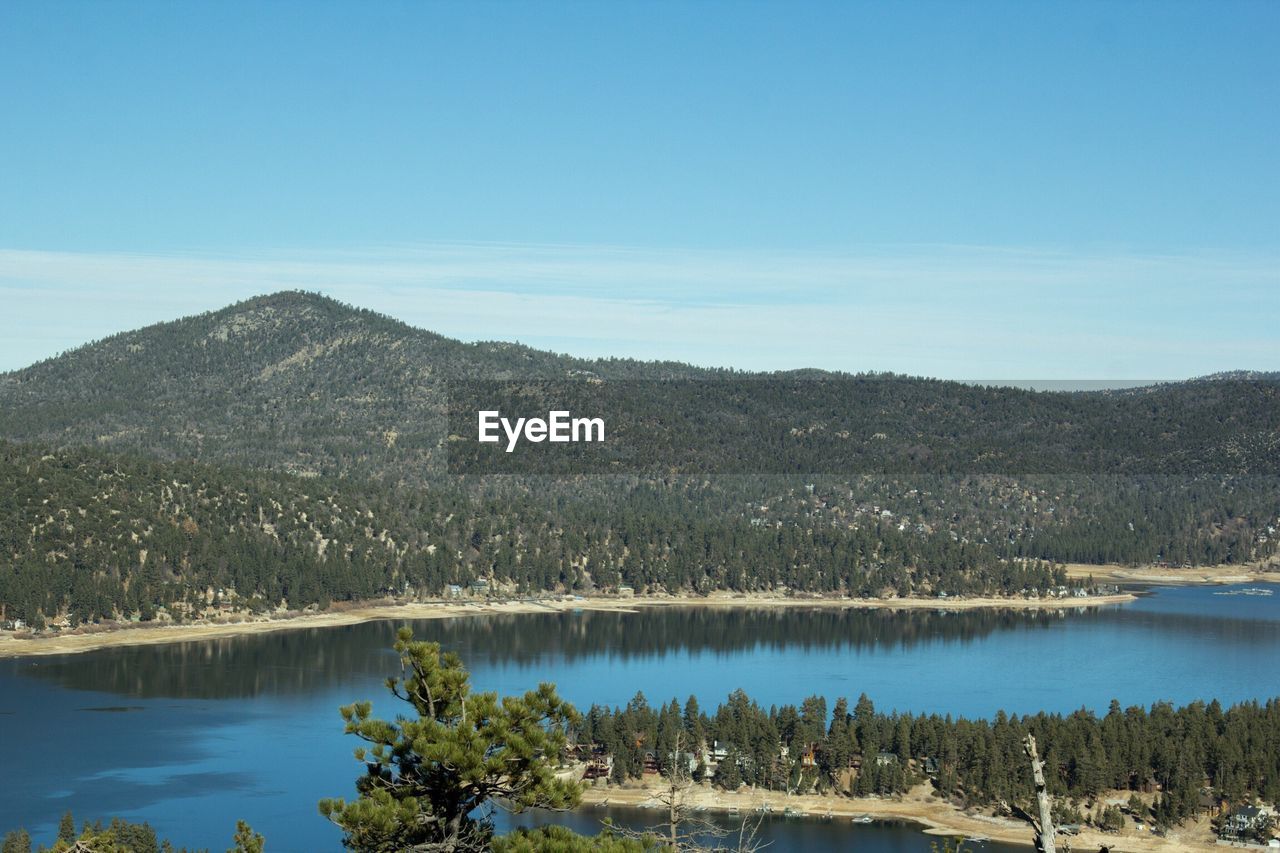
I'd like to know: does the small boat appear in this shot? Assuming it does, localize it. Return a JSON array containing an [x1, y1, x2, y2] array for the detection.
[[852, 814, 873, 824], [965, 835, 990, 844]]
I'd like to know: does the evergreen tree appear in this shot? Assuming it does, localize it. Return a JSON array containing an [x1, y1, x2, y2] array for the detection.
[[227, 821, 264, 853], [0, 829, 30, 853], [57, 812, 76, 845], [319, 628, 582, 852]]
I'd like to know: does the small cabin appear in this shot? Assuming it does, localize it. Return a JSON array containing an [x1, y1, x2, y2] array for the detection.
[[1197, 789, 1222, 817]]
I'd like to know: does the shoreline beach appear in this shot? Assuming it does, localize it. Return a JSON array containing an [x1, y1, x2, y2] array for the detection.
[[577, 780, 1221, 851], [0, 590, 1137, 659]]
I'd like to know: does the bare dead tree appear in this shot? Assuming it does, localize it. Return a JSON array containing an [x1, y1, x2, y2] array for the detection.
[[729, 809, 770, 853], [609, 730, 770, 852], [1024, 734, 1057, 853]]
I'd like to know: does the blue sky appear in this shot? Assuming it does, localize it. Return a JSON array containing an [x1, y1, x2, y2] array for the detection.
[[1, 1, 1276, 377]]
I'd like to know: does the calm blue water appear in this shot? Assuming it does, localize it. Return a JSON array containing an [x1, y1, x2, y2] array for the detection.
[[0, 583, 1275, 851]]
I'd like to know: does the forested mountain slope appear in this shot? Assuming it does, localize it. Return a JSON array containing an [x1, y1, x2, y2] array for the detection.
[[1, 291, 1276, 481], [0, 442, 1076, 626], [0, 293, 1277, 626], [0, 291, 713, 481]]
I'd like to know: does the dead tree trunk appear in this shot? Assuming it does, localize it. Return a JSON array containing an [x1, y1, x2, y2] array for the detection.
[[1024, 734, 1056, 853], [668, 772, 679, 850]]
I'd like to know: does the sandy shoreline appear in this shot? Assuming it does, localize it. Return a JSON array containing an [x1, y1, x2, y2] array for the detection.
[[1063, 561, 1280, 587], [578, 780, 1220, 851], [27, 552, 1278, 659], [0, 591, 1136, 659]]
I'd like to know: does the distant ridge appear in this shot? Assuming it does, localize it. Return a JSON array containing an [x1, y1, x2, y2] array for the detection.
[[1194, 370, 1280, 382], [0, 291, 1277, 482]]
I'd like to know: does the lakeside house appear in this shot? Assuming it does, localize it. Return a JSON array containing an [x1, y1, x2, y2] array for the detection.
[[704, 740, 730, 773], [1221, 805, 1266, 840], [582, 750, 613, 781]]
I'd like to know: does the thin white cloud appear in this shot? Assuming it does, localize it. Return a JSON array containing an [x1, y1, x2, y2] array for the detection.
[[0, 242, 1276, 378]]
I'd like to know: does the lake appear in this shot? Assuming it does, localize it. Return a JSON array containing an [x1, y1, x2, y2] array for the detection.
[[1, 583, 1276, 851]]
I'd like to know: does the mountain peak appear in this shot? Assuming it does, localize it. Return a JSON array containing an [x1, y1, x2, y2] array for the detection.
[[225, 289, 357, 314], [207, 290, 392, 330]]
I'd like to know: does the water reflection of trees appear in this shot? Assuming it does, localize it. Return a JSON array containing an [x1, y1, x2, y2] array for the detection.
[[418, 607, 1065, 666], [21, 601, 1276, 701], [13, 625, 401, 699], [17, 607, 1074, 699]]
